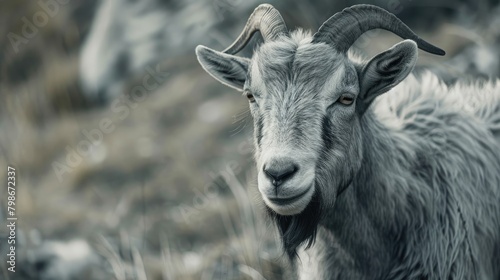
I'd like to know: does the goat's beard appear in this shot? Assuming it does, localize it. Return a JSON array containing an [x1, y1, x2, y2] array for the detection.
[[266, 183, 323, 259], [265, 152, 353, 259]]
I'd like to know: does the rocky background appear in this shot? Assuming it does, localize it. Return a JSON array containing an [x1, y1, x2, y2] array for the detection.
[[0, 0, 499, 279]]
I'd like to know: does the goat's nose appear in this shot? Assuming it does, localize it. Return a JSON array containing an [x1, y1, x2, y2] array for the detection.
[[263, 160, 298, 187]]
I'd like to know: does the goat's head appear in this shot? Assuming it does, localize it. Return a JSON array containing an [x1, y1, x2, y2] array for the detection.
[[196, 4, 444, 256]]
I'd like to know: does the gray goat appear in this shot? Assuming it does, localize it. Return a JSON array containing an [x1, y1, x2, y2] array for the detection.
[[196, 4, 500, 279]]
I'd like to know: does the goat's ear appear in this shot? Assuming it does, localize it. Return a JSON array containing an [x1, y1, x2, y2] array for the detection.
[[357, 40, 418, 113], [196, 45, 250, 91]]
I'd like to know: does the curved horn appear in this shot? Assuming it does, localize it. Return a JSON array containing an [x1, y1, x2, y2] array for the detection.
[[312, 4, 445, 56], [223, 4, 289, 54]]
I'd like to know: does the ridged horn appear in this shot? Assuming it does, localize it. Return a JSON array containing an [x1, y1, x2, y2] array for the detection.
[[223, 4, 289, 54], [312, 4, 445, 56]]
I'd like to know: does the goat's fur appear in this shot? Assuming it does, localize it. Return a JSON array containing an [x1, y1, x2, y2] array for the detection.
[[198, 28, 500, 279], [297, 69, 500, 279], [295, 30, 500, 279]]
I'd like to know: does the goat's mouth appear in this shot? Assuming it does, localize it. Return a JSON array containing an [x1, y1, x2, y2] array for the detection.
[[267, 188, 311, 205], [264, 186, 314, 216]]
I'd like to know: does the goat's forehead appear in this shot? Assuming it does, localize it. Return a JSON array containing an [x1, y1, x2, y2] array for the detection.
[[249, 42, 356, 97]]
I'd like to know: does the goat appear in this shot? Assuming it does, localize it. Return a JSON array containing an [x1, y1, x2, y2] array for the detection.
[[196, 4, 500, 279]]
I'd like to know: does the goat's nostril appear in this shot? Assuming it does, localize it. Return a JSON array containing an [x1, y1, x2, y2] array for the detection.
[[263, 162, 298, 186]]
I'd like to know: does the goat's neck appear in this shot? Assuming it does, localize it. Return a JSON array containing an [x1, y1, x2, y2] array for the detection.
[[309, 111, 401, 278]]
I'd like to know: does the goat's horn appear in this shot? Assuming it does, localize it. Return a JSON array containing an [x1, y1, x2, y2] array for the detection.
[[223, 4, 289, 54], [312, 4, 445, 56]]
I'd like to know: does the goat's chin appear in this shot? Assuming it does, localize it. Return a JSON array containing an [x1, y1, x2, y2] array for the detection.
[[263, 186, 315, 216]]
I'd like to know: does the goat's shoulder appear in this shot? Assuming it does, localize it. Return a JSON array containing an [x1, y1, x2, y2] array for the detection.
[[372, 71, 500, 135]]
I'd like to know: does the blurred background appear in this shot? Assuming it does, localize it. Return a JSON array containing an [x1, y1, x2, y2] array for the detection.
[[0, 0, 499, 279]]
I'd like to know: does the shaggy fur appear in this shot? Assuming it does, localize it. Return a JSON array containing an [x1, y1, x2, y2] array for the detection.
[[297, 71, 500, 279], [197, 28, 500, 279]]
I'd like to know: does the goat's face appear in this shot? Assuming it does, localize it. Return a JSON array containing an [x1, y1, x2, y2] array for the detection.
[[197, 34, 419, 215], [244, 37, 363, 216], [196, 4, 444, 254]]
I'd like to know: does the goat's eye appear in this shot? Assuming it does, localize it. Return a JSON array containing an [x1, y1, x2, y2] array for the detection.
[[338, 94, 355, 105], [245, 91, 256, 103]]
